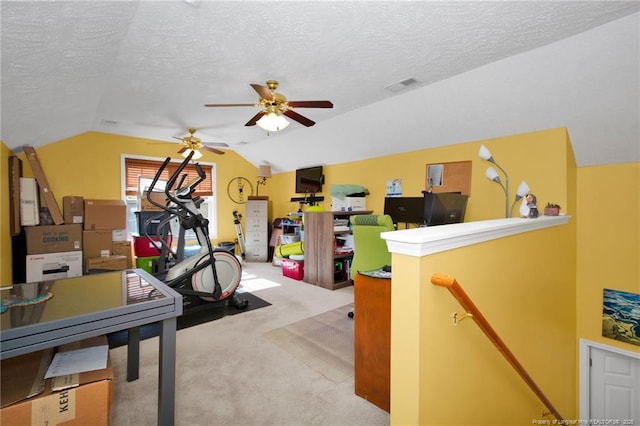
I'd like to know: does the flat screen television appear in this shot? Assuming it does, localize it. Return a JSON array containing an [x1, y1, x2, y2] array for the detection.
[[384, 197, 427, 226], [424, 192, 469, 226], [295, 165, 324, 194]]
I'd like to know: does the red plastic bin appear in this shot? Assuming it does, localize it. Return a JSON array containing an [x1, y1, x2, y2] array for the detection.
[[281, 258, 304, 281], [133, 235, 171, 257]]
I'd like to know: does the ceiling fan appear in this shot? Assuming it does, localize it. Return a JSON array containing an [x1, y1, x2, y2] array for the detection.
[[172, 128, 228, 157], [204, 80, 333, 130]]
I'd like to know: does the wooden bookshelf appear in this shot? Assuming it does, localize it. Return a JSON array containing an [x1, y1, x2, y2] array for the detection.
[[302, 210, 372, 290]]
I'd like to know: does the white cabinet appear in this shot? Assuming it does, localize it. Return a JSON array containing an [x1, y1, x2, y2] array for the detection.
[[244, 197, 268, 262]]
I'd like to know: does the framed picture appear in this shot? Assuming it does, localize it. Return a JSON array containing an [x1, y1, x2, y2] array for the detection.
[[602, 288, 640, 346]]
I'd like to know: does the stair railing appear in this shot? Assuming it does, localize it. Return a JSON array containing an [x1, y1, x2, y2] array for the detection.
[[430, 273, 564, 422]]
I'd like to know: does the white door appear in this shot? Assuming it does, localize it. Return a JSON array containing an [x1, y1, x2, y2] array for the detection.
[[589, 345, 640, 421]]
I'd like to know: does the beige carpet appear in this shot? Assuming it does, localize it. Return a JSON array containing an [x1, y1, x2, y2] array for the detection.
[[265, 304, 354, 384], [108, 262, 389, 426]]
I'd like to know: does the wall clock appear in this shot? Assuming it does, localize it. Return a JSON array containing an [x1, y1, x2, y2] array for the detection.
[[227, 177, 254, 204]]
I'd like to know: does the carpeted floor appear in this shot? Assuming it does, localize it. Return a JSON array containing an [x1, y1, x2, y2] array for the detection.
[[264, 303, 354, 383], [108, 262, 389, 426], [107, 291, 271, 348]]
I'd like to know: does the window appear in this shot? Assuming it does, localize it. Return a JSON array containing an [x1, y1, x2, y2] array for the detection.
[[122, 155, 217, 243]]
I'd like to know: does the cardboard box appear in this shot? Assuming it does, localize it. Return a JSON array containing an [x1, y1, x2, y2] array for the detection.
[[9, 156, 22, 235], [24, 146, 64, 225], [26, 251, 83, 282], [112, 229, 127, 242], [83, 200, 126, 231], [139, 190, 168, 211], [331, 196, 367, 211], [85, 255, 128, 273], [63, 196, 84, 224], [112, 241, 133, 269], [20, 177, 40, 226], [26, 224, 82, 255], [82, 230, 113, 259], [1, 336, 113, 426]]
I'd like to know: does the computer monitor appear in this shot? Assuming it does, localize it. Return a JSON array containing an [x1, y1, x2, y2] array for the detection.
[[424, 193, 469, 226], [384, 197, 427, 226]]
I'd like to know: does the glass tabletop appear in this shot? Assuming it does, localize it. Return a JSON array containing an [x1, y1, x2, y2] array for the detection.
[[1, 269, 168, 332]]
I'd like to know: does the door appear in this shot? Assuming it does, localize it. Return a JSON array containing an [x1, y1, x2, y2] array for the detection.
[[589, 345, 640, 421]]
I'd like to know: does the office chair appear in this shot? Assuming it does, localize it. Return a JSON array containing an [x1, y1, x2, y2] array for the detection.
[[348, 214, 394, 318]]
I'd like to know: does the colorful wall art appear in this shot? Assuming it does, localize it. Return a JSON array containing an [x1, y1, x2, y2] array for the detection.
[[602, 288, 640, 346]]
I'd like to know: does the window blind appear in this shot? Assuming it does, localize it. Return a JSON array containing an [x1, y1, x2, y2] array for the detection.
[[125, 158, 213, 197]]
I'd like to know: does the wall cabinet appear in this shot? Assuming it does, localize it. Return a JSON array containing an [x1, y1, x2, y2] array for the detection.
[[244, 197, 268, 262], [302, 210, 372, 290]]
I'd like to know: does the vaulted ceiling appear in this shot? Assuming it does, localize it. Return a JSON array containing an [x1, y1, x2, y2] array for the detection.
[[1, 1, 638, 172]]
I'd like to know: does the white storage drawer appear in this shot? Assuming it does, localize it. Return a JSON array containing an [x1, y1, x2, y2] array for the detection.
[[244, 198, 268, 261]]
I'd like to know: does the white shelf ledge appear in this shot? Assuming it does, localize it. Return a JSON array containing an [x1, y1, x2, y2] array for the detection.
[[381, 215, 571, 257]]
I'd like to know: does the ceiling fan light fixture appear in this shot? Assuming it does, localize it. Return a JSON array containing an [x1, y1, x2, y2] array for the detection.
[[182, 148, 203, 160], [256, 112, 289, 132]]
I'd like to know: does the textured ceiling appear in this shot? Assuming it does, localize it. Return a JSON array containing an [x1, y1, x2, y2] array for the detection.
[[1, 1, 639, 172]]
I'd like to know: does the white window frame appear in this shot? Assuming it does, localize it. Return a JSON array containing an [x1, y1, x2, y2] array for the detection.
[[120, 154, 218, 242]]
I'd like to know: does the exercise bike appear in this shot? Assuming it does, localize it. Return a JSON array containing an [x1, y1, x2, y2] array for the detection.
[[143, 151, 248, 309]]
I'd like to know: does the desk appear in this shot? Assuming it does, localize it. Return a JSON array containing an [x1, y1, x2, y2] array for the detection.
[[1, 269, 182, 426], [354, 272, 390, 412]]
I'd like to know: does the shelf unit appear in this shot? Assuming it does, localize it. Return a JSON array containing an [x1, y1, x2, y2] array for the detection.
[[302, 210, 372, 290]]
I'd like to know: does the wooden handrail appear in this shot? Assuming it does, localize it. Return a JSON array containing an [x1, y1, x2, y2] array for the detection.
[[431, 273, 564, 422]]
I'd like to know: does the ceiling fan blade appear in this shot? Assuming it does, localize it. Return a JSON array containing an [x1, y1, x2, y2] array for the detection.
[[250, 84, 274, 101], [245, 111, 266, 127], [202, 142, 229, 147], [204, 103, 256, 107], [172, 136, 184, 141], [177, 146, 188, 154], [201, 145, 225, 155], [283, 109, 316, 127], [287, 100, 334, 108]]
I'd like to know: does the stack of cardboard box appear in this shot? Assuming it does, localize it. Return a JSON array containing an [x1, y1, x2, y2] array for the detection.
[[82, 199, 132, 273], [22, 196, 134, 280]]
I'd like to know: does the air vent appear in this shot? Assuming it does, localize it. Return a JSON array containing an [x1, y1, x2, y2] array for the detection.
[[100, 119, 118, 127], [385, 77, 420, 93]]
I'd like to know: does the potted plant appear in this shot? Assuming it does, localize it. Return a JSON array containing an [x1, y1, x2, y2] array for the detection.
[[544, 202, 561, 216]]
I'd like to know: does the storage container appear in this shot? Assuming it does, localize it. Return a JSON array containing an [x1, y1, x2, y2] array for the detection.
[[133, 235, 171, 257], [135, 211, 170, 236], [136, 256, 160, 274], [281, 258, 304, 281]]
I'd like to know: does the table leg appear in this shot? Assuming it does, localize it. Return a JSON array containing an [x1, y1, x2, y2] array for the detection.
[[158, 317, 177, 426], [127, 326, 140, 382]]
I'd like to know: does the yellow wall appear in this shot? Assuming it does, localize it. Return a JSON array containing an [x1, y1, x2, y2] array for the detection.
[[13, 131, 258, 236], [388, 126, 579, 425], [2, 130, 638, 422], [268, 127, 573, 222], [1, 142, 13, 284], [391, 222, 577, 424], [576, 162, 640, 352], [2, 127, 572, 282]]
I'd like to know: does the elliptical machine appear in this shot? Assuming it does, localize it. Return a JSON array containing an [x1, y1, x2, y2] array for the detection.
[[143, 151, 248, 309]]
